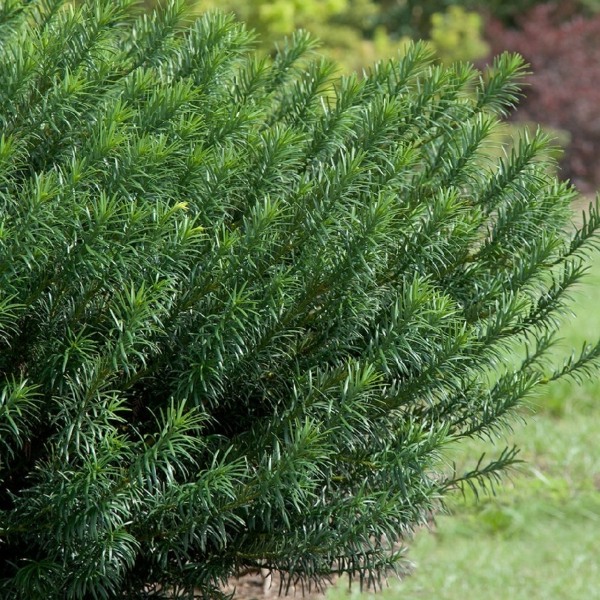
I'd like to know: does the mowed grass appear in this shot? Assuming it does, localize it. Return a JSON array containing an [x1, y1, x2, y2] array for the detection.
[[328, 220, 600, 600]]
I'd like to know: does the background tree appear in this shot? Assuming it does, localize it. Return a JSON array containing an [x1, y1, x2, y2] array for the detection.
[[171, 0, 405, 72], [149, 0, 491, 70], [486, 3, 600, 191], [0, 1, 599, 598]]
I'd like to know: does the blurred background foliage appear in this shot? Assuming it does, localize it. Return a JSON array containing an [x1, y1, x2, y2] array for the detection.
[[486, 3, 600, 191]]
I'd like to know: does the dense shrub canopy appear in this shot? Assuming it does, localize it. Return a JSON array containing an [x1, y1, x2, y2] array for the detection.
[[0, 1, 599, 598]]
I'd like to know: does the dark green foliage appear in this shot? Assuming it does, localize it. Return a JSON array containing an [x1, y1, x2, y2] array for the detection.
[[0, 1, 599, 598]]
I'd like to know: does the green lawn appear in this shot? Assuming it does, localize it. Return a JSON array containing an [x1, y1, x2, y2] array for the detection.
[[328, 229, 600, 600]]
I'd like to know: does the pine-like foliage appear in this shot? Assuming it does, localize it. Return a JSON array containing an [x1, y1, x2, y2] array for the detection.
[[0, 1, 599, 598]]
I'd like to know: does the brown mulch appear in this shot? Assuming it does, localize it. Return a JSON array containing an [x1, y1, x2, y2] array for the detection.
[[222, 571, 337, 600]]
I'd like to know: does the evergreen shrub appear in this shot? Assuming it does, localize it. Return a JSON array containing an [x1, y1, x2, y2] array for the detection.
[[0, 1, 599, 597]]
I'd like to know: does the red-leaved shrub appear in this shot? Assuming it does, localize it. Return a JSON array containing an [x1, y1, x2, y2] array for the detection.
[[486, 3, 600, 190]]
